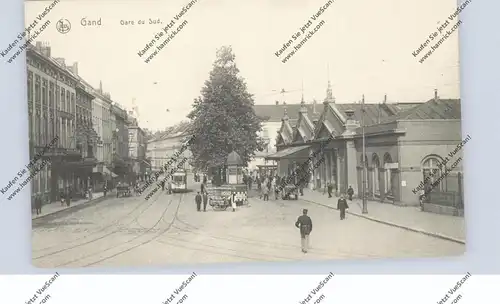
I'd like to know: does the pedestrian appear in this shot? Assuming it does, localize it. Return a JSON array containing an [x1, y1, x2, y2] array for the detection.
[[295, 209, 313, 253], [35, 192, 42, 215], [327, 182, 333, 198], [337, 194, 349, 220], [347, 185, 354, 201], [88, 186, 93, 200], [168, 180, 172, 194], [257, 178, 261, 191], [60, 189, 65, 206], [66, 188, 72, 207], [103, 184, 107, 197], [262, 184, 269, 201], [195, 191, 202, 211], [201, 182, 205, 194], [203, 174, 207, 184], [161, 180, 165, 191], [202, 191, 209, 212]]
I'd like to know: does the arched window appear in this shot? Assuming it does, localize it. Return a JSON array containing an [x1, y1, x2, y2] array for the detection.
[[421, 155, 445, 192], [372, 154, 380, 195], [383, 153, 393, 195]]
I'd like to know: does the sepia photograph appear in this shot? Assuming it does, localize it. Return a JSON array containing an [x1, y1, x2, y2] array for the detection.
[[21, 0, 466, 268]]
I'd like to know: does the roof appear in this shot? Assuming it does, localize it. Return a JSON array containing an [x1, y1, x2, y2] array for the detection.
[[254, 103, 322, 123], [226, 151, 243, 165], [265, 145, 310, 160], [148, 121, 192, 143], [334, 103, 421, 126], [379, 99, 461, 123]]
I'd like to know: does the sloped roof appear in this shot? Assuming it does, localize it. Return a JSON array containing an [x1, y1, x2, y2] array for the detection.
[[380, 99, 460, 123], [148, 121, 192, 143], [254, 103, 322, 123], [334, 102, 424, 126]]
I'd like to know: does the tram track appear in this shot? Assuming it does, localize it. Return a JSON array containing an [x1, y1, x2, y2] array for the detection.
[[33, 192, 161, 260], [80, 193, 184, 267], [32, 195, 152, 253], [33, 188, 169, 265]]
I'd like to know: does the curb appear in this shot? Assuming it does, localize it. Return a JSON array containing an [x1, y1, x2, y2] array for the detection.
[[32, 193, 112, 222], [301, 198, 466, 245]]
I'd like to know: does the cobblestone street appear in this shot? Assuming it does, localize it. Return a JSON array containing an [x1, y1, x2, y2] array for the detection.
[[32, 182, 465, 268]]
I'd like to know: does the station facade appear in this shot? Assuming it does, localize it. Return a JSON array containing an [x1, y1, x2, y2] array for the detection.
[[267, 83, 463, 207]]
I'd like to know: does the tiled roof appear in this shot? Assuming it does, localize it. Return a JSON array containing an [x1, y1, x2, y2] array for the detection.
[[254, 103, 322, 123], [379, 99, 460, 123]]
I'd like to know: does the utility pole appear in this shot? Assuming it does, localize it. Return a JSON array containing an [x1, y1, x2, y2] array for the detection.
[[361, 94, 368, 214]]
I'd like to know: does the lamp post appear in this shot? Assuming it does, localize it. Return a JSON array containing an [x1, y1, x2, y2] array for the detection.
[[361, 95, 368, 214]]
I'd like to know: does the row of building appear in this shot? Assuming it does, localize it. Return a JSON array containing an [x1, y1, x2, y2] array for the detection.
[[255, 82, 464, 210], [142, 76, 464, 211], [27, 42, 149, 202]]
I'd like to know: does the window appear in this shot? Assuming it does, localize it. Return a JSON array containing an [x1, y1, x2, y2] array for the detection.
[[49, 82, 54, 108], [35, 75, 41, 102], [421, 156, 445, 192], [71, 93, 75, 113], [41, 79, 47, 107], [27, 71, 33, 102], [61, 88, 66, 111], [66, 91, 71, 113], [55, 85, 60, 110]]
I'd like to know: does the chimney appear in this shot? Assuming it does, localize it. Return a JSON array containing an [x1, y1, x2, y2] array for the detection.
[[434, 89, 438, 101], [35, 41, 43, 49], [342, 109, 360, 135], [383, 94, 387, 104], [71, 62, 78, 76], [99, 81, 103, 93], [275, 100, 279, 105], [312, 99, 317, 114], [54, 58, 66, 67]]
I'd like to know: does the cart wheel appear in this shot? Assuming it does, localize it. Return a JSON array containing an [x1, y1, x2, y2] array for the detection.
[[221, 205, 228, 211]]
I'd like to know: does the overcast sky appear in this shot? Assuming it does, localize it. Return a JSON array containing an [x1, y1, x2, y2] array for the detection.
[[25, 0, 461, 130]]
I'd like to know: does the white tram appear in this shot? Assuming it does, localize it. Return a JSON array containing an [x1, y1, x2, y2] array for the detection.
[[171, 169, 188, 193]]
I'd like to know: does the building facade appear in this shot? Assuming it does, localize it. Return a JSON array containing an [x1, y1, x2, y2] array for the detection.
[[252, 99, 321, 173], [127, 118, 148, 182], [268, 82, 464, 210], [146, 121, 193, 174], [26, 42, 144, 201], [111, 102, 132, 182], [27, 42, 81, 202]]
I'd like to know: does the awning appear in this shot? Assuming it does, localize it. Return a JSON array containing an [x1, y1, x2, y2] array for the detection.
[[265, 145, 310, 160]]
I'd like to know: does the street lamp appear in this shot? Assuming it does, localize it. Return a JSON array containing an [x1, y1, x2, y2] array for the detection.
[[361, 95, 368, 214]]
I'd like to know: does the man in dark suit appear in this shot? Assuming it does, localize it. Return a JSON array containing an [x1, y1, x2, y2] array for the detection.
[[195, 191, 202, 211], [202, 191, 209, 212], [295, 209, 313, 253], [337, 194, 349, 220]]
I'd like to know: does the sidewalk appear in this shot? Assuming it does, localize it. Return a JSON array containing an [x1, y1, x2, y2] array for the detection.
[[301, 189, 466, 244], [32, 191, 109, 220]]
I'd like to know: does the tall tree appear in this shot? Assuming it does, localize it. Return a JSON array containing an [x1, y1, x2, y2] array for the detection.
[[187, 46, 265, 170]]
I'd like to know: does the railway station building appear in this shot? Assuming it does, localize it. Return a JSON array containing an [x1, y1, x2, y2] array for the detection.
[[266, 82, 464, 208]]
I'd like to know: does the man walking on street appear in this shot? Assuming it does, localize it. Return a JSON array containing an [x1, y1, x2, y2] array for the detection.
[[327, 182, 333, 198], [35, 192, 42, 215], [295, 209, 313, 253], [195, 191, 202, 211], [337, 194, 349, 220], [347, 185, 354, 201], [202, 191, 208, 212]]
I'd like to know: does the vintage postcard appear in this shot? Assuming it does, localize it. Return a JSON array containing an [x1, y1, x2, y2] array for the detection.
[[20, 0, 467, 268]]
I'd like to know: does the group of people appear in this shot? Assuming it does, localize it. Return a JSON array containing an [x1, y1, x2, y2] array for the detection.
[[244, 173, 305, 201], [195, 178, 209, 212]]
